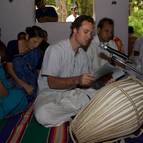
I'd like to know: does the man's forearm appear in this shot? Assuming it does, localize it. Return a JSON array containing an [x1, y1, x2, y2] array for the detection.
[[47, 75, 80, 89]]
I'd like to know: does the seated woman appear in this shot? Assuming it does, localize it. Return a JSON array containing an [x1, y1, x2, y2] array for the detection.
[[5, 26, 43, 103], [0, 40, 28, 118]]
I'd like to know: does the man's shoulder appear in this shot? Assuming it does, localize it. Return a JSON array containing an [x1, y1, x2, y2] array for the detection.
[[87, 36, 100, 49], [49, 39, 69, 50], [55, 39, 69, 46], [66, 14, 73, 19], [66, 15, 74, 22]]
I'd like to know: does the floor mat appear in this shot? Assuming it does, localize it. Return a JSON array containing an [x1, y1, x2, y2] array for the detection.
[[1, 104, 143, 143], [0, 105, 70, 143]]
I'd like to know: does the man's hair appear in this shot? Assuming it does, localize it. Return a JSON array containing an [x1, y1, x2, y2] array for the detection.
[[97, 17, 114, 28], [71, 2, 78, 9], [70, 15, 95, 37], [35, 0, 45, 7]]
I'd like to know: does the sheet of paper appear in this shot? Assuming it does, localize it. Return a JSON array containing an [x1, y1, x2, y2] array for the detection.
[[94, 63, 125, 80]]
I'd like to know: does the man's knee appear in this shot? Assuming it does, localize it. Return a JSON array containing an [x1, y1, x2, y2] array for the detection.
[[34, 106, 48, 126]]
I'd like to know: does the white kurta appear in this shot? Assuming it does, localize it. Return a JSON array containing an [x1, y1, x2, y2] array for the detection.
[[34, 39, 96, 127], [87, 35, 118, 74], [66, 14, 79, 22]]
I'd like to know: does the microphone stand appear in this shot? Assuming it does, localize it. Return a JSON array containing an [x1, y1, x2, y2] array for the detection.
[[111, 55, 143, 76], [100, 43, 143, 76]]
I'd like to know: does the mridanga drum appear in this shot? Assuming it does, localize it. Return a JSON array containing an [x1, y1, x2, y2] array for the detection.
[[70, 77, 143, 143]]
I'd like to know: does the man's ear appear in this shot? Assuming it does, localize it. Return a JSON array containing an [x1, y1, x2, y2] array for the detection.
[[73, 28, 78, 34]]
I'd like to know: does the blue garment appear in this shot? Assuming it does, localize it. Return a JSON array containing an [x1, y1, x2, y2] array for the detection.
[[12, 48, 42, 102], [6, 40, 19, 62], [12, 48, 42, 86], [6, 40, 42, 102], [0, 64, 28, 118]]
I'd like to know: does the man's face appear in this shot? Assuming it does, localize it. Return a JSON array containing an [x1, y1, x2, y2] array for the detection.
[[71, 7, 78, 16], [98, 23, 113, 42], [74, 21, 95, 47]]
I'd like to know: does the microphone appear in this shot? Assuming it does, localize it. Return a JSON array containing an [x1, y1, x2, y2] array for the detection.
[[100, 43, 129, 60]]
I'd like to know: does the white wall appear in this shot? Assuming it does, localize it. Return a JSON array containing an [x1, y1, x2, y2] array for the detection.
[[96, 0, 129, 51], [36, 22, 71, 45], [0, 0, 129, 48], [0, 0, 35, 44]]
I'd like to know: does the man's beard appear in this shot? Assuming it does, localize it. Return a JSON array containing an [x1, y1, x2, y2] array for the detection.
[[81, 40, 92, 51]]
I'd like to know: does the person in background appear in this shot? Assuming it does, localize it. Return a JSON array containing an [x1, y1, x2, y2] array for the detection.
[[137, 43, 143, 77], [66, 2, 79, 22], [39, 29, 50, 57], [128, 26, 138, 58], [87, 17, 118, 73], [17, 32, 26, 40], [34, 15, 96, 127], [5, 26, 43, 103], [134, 36, 143, 56], [0, 40, 28, 118], [35, 0, 58, 22], [129, 28, 143, 77]]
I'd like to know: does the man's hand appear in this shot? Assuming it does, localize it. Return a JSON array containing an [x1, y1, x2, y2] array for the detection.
[[79, 73, 95, 87]]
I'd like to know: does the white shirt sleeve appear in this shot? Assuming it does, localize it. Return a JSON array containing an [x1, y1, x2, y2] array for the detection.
[[41, 46, 61, 76]]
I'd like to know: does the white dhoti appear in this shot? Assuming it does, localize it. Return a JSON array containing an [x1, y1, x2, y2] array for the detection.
[[34, 88, 96, 127]]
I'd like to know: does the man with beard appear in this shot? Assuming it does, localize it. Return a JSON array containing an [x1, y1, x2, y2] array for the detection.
[[34, 15, 96, 127]]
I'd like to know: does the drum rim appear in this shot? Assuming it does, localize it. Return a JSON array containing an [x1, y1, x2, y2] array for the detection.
[[69, 123, 77, 143]]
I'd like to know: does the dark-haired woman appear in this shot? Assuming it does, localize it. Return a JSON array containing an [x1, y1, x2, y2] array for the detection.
[[6, 26, 43, 103], [0, 40, 28, 118]]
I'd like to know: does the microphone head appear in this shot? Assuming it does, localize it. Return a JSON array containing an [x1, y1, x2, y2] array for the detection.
[[99, 43, 129, 60], [100, 43, 108, 50]]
